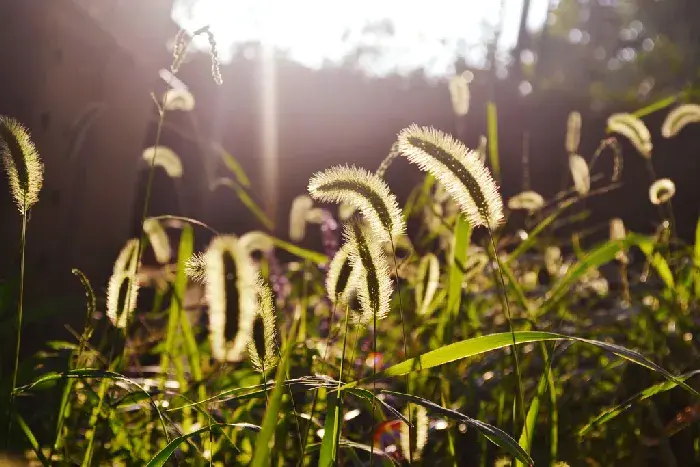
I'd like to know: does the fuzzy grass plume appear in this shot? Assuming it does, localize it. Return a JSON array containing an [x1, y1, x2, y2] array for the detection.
[[247, 278, 279, 373], [106, 239, 141, 328], [205, 235, 258, 362], [326, 243, 360, 304], [649, 178, 675, 205], [565, 111, 582, 154], [397, 124, 504, 229], [289, 195, 314, 242], [607, 113, 652, 158], [142, 146, 183, 178], [0, 116, 43, 214], [143, 218, 171, 264], [400, 403, 429, 461], [662, 103, 700, 138], [507, 191, 545, 213], [185, 252, 207, 283], [344, 219, 393, 324], [569, 154, 590, 195], [308, 165, 405, 241], [415, 253, 440, 315], [448, 71, 472, 117]]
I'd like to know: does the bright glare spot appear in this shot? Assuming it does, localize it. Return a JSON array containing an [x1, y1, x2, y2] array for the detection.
[[317, 428, 325, 439], [618, 48, 636, 61], [643, 38, 655, 52], [344, 409, 361, 421], [520, 49, 536, 65], [483, 371, 495, 381], [385, 444, 397, 454], [433, 419, 449, 430], [172, 0, 550, 77], [458, 423, 468, 433], [568, 29, 583, 44], [684, 333, 693, 342], [519, 81, 533, 96]]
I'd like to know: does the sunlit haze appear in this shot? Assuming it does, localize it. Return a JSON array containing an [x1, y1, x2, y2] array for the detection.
[[172, 0, 550, 77]]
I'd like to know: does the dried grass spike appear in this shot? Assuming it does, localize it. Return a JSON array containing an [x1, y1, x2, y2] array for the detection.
[[289, 195, 314, 242], [171, 28, 191, 73], [204, 29, 223, 85], [326, 244, 360, 303], [507, 191, 545, 213], [376, 142, 400, 178], [308, 165, 405, 241], [106, 239, 140, 328], [142, 146, 183, 178], [649, 178, 675, 205], [143, 218, 171, 264], [662, 104, 700, 138], [205, 235, 258, 362], [565, 111, 582, 153], [185, 252, 207, 283], [344, 220, 393, 324], [0, 116, 43, 214], [247, 278, 279, 373], [415, 253, 440, 315], [569, 154, 590, 195], [397, 124, 504, 229], [607, 113, 652, 158]]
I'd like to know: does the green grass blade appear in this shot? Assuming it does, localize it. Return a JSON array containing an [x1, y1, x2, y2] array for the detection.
[[631, 94, 678, 119], [271, 238, 328, 265], [342, 331, 700, 399], [146, 423, 260, 467], [384, 390, 533, 466], [515, 371, 547, 467], [318, 391, 342, 466], [487, 101, 501, 181], [215, 143, 252, 187], [439, 214, 470, 341], [635, 235, 675, 290], [15, 413, 49, 466], [251, 317, 299, 466], [579, 369, 700, 437]]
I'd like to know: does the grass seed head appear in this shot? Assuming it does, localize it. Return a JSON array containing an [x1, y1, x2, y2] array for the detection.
[[0, 116, 43, 214], [649, 178, 675, 205], [397, 124, 504, 229]]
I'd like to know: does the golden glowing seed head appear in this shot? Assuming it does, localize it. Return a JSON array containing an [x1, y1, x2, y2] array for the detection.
[[507, 190, 545, 213], [238, 231, 274, 257], [204, 235, 258, 362], [662, 104, 700, 138], [494, 457, 512, 467], [568, 154, 590, 195], [565, 111, 582, 153], [607, 113, 652, 158], [142, 146, 183, 178], [185, 252, 207, 283], [649, 178, 675, 205], [326, 243, 360, 304], [247, 278, 279, 373], [289, 195, 315, 242], [106, 239, 140, 329], [163, 88, 195, 112], [143, 218, 171, 264], [0, 116, 43, 214], [400, 403, 429, 461], [308, 165, 405, 241], [544, 246, 563, 276], [397, 124, 504, 229], [343, 220, 393, 325]]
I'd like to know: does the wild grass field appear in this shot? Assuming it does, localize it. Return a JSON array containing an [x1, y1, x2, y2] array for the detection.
[[2, 26, 700, 467]]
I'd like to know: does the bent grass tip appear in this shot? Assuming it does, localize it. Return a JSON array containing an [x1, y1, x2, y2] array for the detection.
[[397, 124, 504, 230], [308, 165, 405, 241]]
